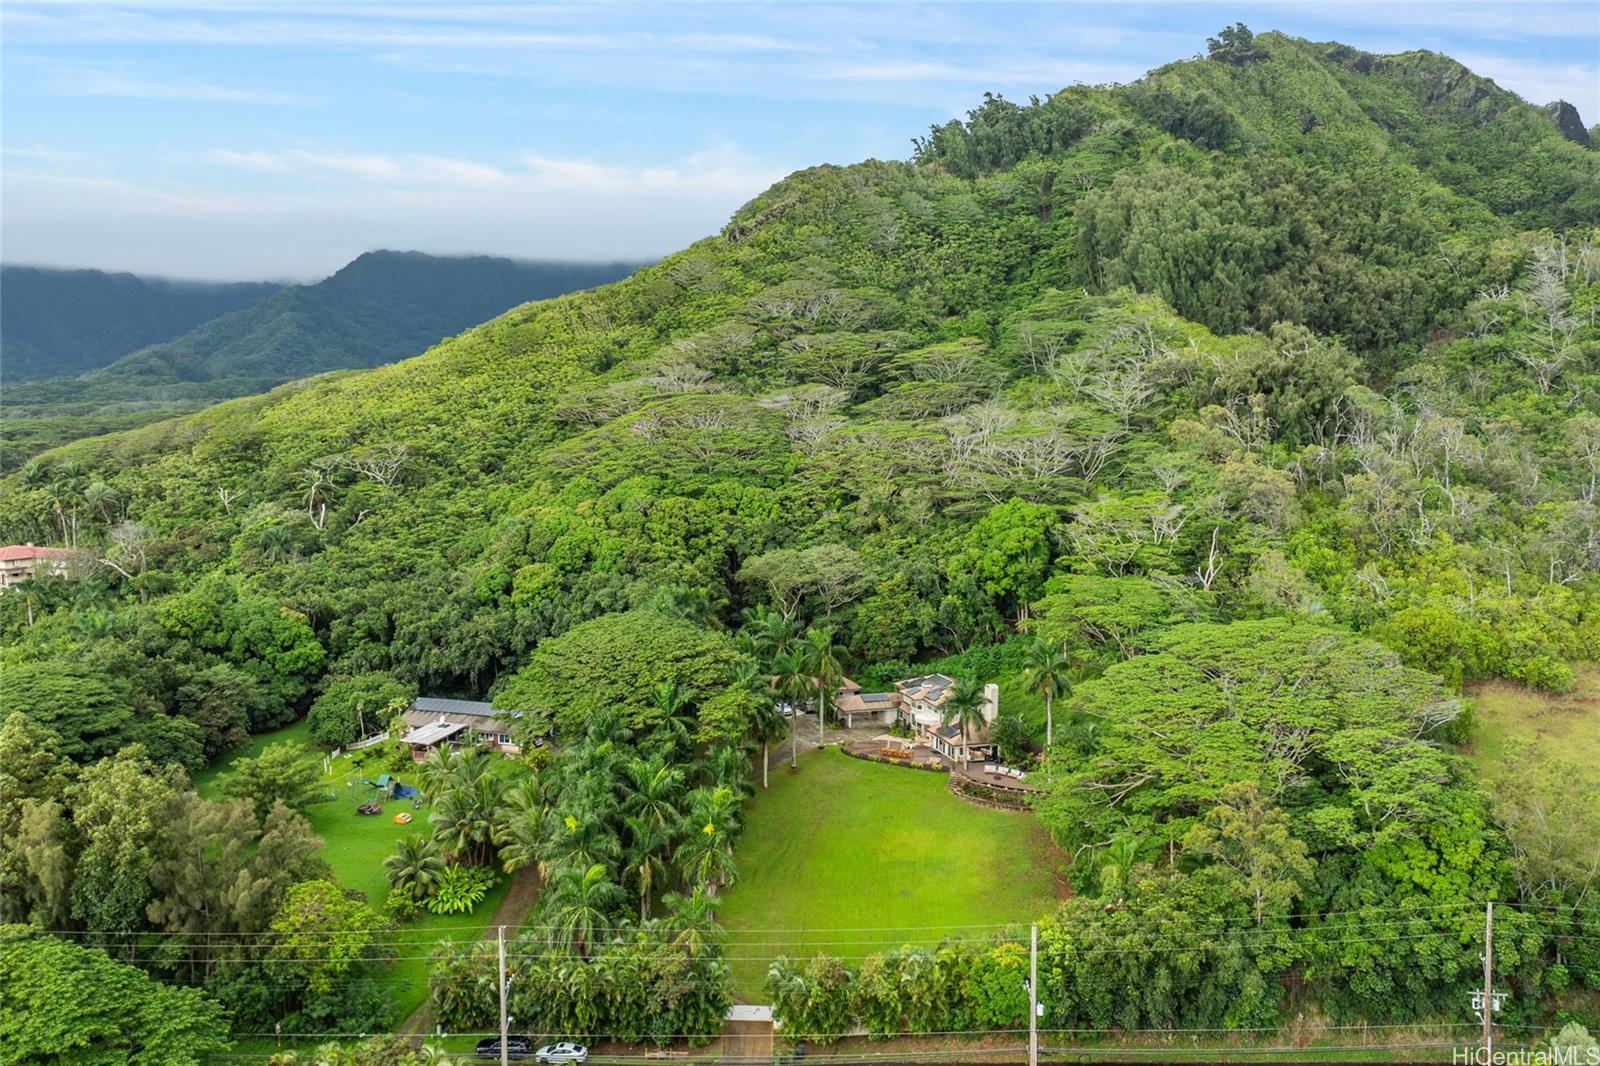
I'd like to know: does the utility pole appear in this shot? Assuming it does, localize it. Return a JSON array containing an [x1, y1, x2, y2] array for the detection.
[[1029, 923, 1039, 1066], [498, 924, 510, 1066], [1481, 902, 1493, 1057]]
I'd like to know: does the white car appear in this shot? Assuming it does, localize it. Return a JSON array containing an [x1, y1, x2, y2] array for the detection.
[[536, 1043, 588, 1065]]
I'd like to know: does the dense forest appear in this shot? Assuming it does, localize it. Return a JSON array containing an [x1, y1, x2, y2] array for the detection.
[[2, 26, 1598, 1060]]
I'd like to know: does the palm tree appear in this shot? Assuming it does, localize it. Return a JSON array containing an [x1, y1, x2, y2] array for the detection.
[[741, 605, 798, 662], [623, 814, 673, 921], [253, 523, 296, 566], [728, 660, 782, 789], [705, 743, 752, 798], [492, 780, 544, 874], [940, 677, 987, 771], [383, 834, 446, 901], [541, 804, 622, 878], [660, 885, 724, 955], [1097, 835, 1143, 903], [415, 746, 455, 801], [546, 862, 625, 956], [623, 755, 686, 832], [752, 690, 788, 789], [83, 481, 116, 524], [649, 681, 696, 754], [677, 786, 739, 897], [1020, 637, 1072, 748], [799, 626, 844, 748], [772, 648, 810, 769], [429, 772, 506, 866]]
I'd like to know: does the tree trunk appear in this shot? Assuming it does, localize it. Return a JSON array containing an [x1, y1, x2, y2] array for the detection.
[[1045, 691, 1053, 749], [763, 741, 770, 788]]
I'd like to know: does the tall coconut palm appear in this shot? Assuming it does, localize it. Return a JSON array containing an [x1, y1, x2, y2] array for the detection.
[[1020, 637, 1072, 748], [772, 648, 810, 769], [738, 604, 797, 660], [940, 677, 987, 771], [677, 786, 739, 897], [546, 862, 625, 956], [799, 626, 844, 747], [623, 814, 673, 922], [729, 661, 783, 789], [383, 834, 446, 901]]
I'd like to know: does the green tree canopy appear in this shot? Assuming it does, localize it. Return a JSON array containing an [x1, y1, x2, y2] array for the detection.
[[495, 608, 742, 734], [0, 924, 232, 1065]]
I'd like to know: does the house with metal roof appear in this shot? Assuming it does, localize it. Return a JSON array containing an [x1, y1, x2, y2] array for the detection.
[[399, 697, 521, 759], [833, 673, 999, 762]]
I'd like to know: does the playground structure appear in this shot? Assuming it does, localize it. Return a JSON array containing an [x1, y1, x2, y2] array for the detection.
[[340, 768, 423, 815]]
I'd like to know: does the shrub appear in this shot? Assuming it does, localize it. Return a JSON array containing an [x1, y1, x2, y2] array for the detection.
[[385, 887, 422, 923], [426, 865, 496, 915]]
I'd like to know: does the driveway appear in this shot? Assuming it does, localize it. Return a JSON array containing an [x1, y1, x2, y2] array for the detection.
[[759, 714, 883, 778]]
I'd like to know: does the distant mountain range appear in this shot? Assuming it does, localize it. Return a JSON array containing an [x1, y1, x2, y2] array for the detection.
[[2, 267, 280, 382], [1, 252, 644, 465]]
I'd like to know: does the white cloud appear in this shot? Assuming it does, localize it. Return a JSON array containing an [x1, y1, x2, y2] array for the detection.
[[823, 58, 1144, 88], [2, 144, 95, 163], [50, 71, 309, 105], [3, 146, 787, 278]]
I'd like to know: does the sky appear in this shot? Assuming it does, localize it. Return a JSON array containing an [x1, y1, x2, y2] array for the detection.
[[2, 1, 1596, 281]]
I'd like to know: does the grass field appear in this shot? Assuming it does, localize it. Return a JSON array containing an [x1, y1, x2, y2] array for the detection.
[[195, 719, 518, 1024], [1467, 663, 1600, 793], [716, 746, 1064, 1000]]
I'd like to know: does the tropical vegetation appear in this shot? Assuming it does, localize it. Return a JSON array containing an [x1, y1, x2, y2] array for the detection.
[[2, 24, 1598, 1054]]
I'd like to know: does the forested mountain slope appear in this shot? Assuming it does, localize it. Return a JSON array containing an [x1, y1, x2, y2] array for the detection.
[[9, 251, 643, 401], [2, 28, 1594, 700], [1, 26, 1598, 1044], [0, 265, 279, 382], [0, 252, 643, 468]]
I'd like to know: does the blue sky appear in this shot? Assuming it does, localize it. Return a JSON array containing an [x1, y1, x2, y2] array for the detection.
[[3, 1, 1596, 280]]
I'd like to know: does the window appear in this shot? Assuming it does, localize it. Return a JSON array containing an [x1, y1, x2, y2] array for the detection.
[[497, 733, 511, 745]]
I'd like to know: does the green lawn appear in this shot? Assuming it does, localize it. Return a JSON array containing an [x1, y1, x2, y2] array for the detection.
[[717, 746, 1064, 1000], [1467, 663, 1600, 793], [196, 720, 519, 1024]]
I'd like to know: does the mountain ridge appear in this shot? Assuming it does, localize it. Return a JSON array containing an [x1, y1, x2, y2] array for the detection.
[[1, 251, 645, 466], [1, 266, 280, 382]]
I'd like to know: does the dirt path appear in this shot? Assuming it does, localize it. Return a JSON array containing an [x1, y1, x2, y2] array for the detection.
[[479, 866, 542, 942], [399, 866, 542, 1038]]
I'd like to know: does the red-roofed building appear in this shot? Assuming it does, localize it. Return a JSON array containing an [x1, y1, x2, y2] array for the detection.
[[0, 544, 79, 592]]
